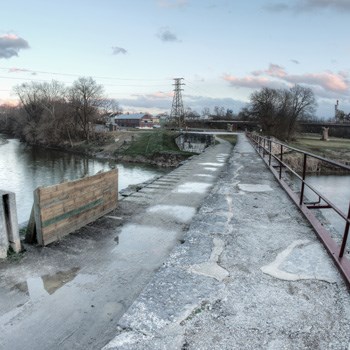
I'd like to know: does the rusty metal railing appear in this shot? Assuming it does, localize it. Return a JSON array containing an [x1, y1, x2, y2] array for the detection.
[[246, 133, 350, 285]]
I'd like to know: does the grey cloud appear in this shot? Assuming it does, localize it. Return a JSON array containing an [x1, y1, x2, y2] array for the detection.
[[157, 0, 188, 8], [264, 0, 350, 13], [296, 0, 350, 12], [112, 46, 127, 55], [119, 93, 246, 114], [291, 59, 300, 64], [157, 27, 180, 42], [263, 3, 290, 12], [0, 34, 29, 59]]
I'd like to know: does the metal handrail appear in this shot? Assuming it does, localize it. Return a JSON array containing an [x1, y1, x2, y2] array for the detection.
[[247, 132, 350, 285]]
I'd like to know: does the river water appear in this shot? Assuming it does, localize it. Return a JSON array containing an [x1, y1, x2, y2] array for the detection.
[[290, 173, 350, 237], [0, 135, 168, 224]]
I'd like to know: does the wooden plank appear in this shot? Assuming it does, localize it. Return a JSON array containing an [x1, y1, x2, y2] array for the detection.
[[33, 169, 118, 246]]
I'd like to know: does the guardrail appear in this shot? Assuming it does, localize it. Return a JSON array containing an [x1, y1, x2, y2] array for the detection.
[[246, 133, 350, 285]]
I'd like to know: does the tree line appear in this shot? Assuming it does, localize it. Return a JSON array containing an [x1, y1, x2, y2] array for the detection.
[[0, 79, 317, 145], [0, 77, 121, 145]]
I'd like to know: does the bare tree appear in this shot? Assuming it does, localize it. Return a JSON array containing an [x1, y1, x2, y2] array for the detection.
[[285, 85, 316, 140], [249, 85, 317, 140], [68, 77, 104, 142], [213, 105, 226, 119], [250, 87, 280, 136], [13, 80, 71, 144]]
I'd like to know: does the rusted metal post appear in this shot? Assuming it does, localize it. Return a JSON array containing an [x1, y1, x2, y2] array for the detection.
[[279, 144, 283, 179], [339, 203, 350, 258], [299, 154, 307, 206], [263, 138, 266, 158]]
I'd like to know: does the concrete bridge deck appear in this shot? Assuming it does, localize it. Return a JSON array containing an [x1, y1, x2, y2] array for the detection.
[[104, 134, 350, 350], [1, 134, 350, 350]]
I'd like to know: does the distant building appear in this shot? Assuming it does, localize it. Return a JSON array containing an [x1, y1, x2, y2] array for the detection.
[[112, 113, 160, 129]]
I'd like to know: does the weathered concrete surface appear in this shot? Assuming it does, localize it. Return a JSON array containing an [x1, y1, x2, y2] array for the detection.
[[104, 134, 350, 350], [0, 190, 21, 258], [0, 139, 232, 350]]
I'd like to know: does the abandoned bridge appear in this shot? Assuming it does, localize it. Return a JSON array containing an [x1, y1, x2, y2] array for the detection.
[[1, 133, 350, 350]]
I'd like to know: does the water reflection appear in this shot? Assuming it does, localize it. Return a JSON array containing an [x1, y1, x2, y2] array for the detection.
[[289, 173, 350, 236], [0, 135, 168, 224], [13, 267, 80, 300]]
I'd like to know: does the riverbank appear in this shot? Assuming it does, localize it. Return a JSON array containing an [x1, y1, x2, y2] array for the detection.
[[30, 129, 195, 168], [289, 133, 350, 165]]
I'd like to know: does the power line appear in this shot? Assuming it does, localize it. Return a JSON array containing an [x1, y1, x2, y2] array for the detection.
[[0, 67, 171, 82]]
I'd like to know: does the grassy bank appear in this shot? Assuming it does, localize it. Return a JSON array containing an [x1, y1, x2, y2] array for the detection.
[[118, 130, 192, 157], [66, 129, 195, 167], [289, 133, 350, 164], [217, 134, 237, 145]]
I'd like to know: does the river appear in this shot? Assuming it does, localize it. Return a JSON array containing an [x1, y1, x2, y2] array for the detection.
[[290, 173, 350, 237], [0, 135, 168, 224]]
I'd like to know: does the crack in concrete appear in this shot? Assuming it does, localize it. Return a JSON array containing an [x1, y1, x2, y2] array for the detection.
[[188, 238, 229, 281], [261, 239, 339, 283]]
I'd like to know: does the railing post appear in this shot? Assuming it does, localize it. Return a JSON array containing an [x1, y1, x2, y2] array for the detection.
[[339, 203, 350, 258], [268, 137, 272, 166], [279, 144, 283, 179], [263, 138, 266, 158], [299, 154, 307, 206]]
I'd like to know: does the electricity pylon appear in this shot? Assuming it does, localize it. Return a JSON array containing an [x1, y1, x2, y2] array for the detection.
[[170, 78, 185, 127]]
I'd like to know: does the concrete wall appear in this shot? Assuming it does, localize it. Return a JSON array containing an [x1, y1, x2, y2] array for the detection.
[[0, 190, 21, 258], [176, 133, 215, 153]]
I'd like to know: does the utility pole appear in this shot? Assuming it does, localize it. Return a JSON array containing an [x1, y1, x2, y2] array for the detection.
[[170, 78, 185, 127], [335, 100, 339, 121]]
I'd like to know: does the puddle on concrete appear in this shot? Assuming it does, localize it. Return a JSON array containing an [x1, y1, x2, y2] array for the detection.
[[147, 205, 196, 223], [13, 267, 80, 298], [203, 167, 218, 172], [194, 174, 214, 178], [199, 163, 223, 167], [238, 184, 273, 192], [112, 224, 179, 266], [172, 182, 211, 194]]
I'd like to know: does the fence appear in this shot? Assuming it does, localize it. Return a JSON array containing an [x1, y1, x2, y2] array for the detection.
[[246, 133, 350, 285]]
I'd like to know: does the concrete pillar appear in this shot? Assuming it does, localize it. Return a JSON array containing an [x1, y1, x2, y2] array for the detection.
[[0, 190, 21, 258]]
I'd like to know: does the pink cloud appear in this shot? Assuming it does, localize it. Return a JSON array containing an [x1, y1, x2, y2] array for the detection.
[[285, 72, 349, 92], [223, 74, 270, 88], [223, 74, 287, 90], [224, 63, 350, 99], [8, 67, 30, 73], [251, 63, 286, 78], [265, 63, 287, 78]]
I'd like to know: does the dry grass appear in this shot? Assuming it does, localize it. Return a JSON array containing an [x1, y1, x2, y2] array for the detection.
[[289, 134, 350, 164]]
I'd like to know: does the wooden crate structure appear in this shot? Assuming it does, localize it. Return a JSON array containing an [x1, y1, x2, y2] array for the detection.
[[27, 169, 118, 246]]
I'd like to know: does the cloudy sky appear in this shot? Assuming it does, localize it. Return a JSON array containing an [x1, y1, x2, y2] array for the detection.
[[0, 0, 349, 117]]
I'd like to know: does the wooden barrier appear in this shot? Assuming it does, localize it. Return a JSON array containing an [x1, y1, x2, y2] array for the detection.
[[26, 169, 118, 246]]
